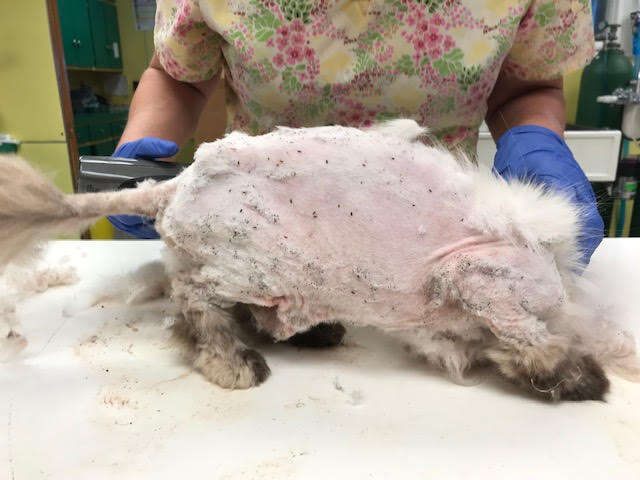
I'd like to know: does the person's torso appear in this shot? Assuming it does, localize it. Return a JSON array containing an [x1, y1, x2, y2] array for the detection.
[[199, 0, 532, 155]]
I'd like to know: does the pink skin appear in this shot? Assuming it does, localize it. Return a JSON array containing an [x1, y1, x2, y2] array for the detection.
[[158, 126, 555, 339]]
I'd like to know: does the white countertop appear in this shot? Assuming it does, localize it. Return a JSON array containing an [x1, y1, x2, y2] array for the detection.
[[1, 240, 640, 480]]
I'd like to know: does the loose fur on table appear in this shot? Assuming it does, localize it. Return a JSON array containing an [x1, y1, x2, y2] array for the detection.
[[0, 120, 637, 401], [0, 254, 78, 360]]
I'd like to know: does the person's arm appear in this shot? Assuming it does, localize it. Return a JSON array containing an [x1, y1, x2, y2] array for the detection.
[[485, 71, 565, 140], [118, 54, 220, 150], [484, 70, 603, 267]]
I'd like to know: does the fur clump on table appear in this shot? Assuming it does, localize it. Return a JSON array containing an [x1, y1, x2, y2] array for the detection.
[[0, 252, 77, 360]]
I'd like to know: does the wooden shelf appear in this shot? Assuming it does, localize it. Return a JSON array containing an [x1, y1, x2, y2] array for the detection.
[[77, 135, 119, 148], [66, 66, 122, 73]]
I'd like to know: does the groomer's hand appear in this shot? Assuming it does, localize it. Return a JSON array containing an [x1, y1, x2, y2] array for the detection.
[[107, 137, 178, 239], [493, 125, 604, 266]]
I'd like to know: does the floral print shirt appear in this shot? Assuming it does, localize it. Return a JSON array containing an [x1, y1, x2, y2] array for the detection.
[[154, 0, 594, 155]]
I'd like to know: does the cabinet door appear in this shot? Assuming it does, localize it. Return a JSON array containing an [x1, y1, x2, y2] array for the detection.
[[88, 0, 110, 68], [58, 0, 94, 67], [88, 0, 122, 69], [73, 0, 95, 67], [58, 0, 78, 66], [104, 2, 123, 68]]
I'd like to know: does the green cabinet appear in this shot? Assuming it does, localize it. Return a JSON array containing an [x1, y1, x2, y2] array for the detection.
[[74, 111, 128, 158], [58, 0, 122, 69], [58, 0, 94, 67], [88, 0, 122, 69]]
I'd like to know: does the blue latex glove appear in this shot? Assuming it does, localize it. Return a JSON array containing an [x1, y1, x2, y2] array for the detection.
[[107, 137, 179, 239], [493, 125, 604, 266]]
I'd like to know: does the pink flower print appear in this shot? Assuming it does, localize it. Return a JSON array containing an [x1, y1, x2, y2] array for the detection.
[[406, 14, 417, 26], [469, 84, 484, 102], [432, 13, 444, 27], [290, 19, 305, 33], [562, 11, 577, 29], [277, 25, 290, 38], [291, 33, 305, 45], [304, 47, 314, 61], [429, 46, 442, 59], [376, 45, 393, 63], [266, 37, 275, 47], [417, 20, 430, 34], [443, 36, 455, 52], [413, 36, 427, 52], [411, 4, 425, 20], [276, 35, 288, 51], [518, 9, 536, 34], [424, 27, 443, 48], [348, 111, 364, 124], [273, 53, 285, 68], [285, 45, 304, 65], [541, 40, 556, 61], [178, 0, 191, 16]]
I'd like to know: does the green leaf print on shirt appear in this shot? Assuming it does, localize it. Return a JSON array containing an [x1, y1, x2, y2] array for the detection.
[[279, 0, 313, 24], [535, 2, 556, 27], [247, 100, 264, 117], [433, 48, 464, 76], [282, 67, 303, 93], [417, 0, 446, 14], [354, 50, 378, 74], [396, 55, 417, 76], [252, 9, 281, 42], [457, 65, 482, 91], [308, 85, 334, 119]]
